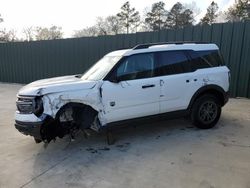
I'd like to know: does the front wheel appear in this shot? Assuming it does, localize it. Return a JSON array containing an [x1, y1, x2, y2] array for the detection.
[[191, 95, 221, 129]]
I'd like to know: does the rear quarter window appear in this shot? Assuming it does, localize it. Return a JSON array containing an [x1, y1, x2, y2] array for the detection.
[[189, 50, 224, 71]]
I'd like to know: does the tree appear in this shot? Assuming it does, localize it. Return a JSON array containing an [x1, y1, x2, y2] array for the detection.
[[117, 1, 140, 33], [35, 26, 63, 40], [145, 1, 167, 31], [225, 0, 250, 22], [95, 17, 108, 35], [106, 15, 123, 34], [200, 1, 219, 25], [131, 13, 141, 33], [181, 9, 195, 26], [215, 11, 228, 23], [73, 26, 98, 37], [7, 29, 18, 41], [95, 16, 124, 35], [23, 27, 35, 41], [73, 15, 123, 37], [0, 30, 9, 42], [165, 2, 194, 29], [94, 16, 125, 35], [184, 1, 201, 18], [0, 29, 18, 42]]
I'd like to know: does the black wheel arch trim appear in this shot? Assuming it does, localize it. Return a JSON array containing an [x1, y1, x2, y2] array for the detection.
[[188, 84, 229, 109]]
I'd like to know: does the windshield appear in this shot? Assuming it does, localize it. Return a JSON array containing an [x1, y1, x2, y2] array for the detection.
[[81, 56, 121, 81]]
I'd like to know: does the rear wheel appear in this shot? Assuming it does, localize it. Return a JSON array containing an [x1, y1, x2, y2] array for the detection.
[[191, 94, 221, 129]]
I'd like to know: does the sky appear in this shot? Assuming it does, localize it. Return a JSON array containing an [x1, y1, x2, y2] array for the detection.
[[0, 0, 235, 38]]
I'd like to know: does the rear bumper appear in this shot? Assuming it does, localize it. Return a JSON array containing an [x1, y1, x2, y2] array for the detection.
[[15, 120, 43, 140]]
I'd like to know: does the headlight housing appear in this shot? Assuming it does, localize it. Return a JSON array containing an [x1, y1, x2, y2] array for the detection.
[[33, 97, 44, 116], [16, 96, 44, 116]]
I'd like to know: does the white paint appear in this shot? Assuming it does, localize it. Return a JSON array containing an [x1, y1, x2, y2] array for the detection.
[[101, 78, 161, 123], [107, 43, 219, 57], [18, 75, 97, 96], [15, 113, 43, 123], [159, 66, 230, 113], [106, 49, 130, 57], [15, 43, 230, 128]]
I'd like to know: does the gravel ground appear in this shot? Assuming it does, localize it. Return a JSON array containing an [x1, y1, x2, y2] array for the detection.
[[0, 83, 250, 188]]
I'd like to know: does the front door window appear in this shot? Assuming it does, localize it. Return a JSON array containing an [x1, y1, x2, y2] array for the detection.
[[116, 53, 155, 81]]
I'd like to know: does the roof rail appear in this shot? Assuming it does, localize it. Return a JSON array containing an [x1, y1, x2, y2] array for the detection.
[[133, 41, 209, 50]]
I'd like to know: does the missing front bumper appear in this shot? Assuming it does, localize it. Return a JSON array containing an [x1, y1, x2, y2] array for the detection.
[[15, 115, 76, 143], [15, 114, 56, 142], [15, 120, 43, 140]]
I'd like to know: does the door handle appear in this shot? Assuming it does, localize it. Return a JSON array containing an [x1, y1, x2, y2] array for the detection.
[[142, 84, 155, 89]]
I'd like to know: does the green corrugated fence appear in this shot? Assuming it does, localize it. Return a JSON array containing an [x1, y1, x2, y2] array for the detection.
[[0, 21, 249, 98]]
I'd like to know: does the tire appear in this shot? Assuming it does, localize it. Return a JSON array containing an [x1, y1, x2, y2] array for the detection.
[[191, 94, 221, 129]]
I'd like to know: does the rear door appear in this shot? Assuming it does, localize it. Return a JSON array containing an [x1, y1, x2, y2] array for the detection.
[[155, 50, 194, 113]]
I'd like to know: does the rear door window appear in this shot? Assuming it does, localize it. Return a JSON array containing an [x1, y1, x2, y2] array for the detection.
[[155, 51, 191, 76]]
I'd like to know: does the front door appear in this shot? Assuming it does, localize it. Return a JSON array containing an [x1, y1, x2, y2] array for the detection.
[[101, 53, 160, 123]]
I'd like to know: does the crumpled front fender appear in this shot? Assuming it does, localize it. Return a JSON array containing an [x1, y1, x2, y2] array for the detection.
[[41, 82, 107, 125]]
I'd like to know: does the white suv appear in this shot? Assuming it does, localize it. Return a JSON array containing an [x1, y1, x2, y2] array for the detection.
[[15, 42, 230, 143]]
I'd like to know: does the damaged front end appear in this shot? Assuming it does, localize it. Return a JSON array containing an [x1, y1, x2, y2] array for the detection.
[[15, 115, 53, 143], [15, 94, 102, 144], [15, 114, 76, 143], [14, 76, 106, 144], [15, 95, 57, 143]]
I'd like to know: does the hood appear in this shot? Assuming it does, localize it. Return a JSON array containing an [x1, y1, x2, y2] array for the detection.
[[18, 75, 97, 96]]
